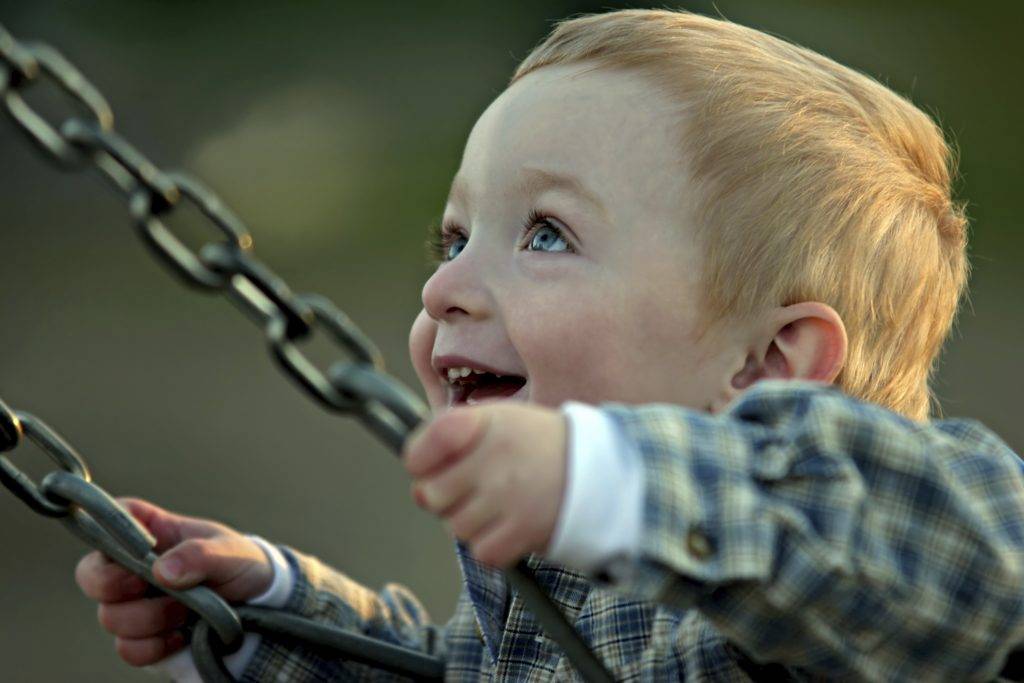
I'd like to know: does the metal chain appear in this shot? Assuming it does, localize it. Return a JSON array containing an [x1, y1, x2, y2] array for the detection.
[[0, 23, 615, 682], [0, 397, 446, 680]]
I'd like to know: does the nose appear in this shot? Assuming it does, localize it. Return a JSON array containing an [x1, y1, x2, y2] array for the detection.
[[421, 246, 491, 323]]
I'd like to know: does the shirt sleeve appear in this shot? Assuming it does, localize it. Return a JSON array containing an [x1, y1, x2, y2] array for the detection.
[[546, 400, 644, 579], [595, 379, 1024, 681], [239, 544, 447, 681], [146, 536, 447, 682]]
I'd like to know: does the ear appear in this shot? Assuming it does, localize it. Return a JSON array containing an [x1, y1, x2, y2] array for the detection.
[[731, 302, 847, 391]]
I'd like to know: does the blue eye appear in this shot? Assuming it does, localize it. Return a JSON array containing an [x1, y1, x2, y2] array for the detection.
[[527, 223, 570, 253], [446, 235, 468, 260], [428, 212, 574, 264]]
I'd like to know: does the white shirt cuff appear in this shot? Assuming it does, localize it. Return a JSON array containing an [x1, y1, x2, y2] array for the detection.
[[143, 534, 295, 682], [247, 535, 295, 609], [546, 401, 644, 579]]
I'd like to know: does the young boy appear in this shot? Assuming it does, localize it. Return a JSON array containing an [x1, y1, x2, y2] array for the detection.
[[75, 8, 1024, 681]]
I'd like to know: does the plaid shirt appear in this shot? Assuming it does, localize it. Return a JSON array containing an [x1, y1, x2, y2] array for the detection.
[[240, 381, 1024, 681]]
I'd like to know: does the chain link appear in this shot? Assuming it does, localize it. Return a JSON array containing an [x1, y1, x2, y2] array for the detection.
[[192, 607, 446, 681], [136, 172, 255, 289], [0, 399, 91, 517], [0, 24, 38, 88], [0, 41, 113, 167], [0, 399, 245, 650], [0, 22, 617, 682], [0, 397, 445, 678]]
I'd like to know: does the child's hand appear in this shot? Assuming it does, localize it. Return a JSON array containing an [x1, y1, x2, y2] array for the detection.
[[403, 403, 568, 568], [73, 498, 272, 667]]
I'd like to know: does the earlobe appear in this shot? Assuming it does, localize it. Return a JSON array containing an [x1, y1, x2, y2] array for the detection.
[[729, 353, 761, 391]]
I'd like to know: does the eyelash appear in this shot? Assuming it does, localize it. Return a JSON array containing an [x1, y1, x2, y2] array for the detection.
[[425, 209, 574, 264]]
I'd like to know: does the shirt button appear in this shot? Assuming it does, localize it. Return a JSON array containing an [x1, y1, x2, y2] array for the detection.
[[686, 528, 714, 559]]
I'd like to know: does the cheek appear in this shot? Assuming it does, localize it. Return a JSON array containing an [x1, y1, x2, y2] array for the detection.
[[508, 274, 709, 407], [509, 296, 629, 405], [408, 309, 445, 410], [616, 284, 721, 407]]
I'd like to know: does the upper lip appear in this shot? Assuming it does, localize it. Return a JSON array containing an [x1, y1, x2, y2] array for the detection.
[[431, 354, 525, 379]]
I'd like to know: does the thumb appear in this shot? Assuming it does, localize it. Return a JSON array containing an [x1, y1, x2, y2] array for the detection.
[[152, 536, 270, 602], [117, 497, 225, 553]]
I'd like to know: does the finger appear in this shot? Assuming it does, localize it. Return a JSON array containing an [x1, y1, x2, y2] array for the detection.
[[470, 520, 527, 569], [446, 492, 500, 543], [98, 596, 189, 639], [152, 536, 268, 602], [403, 407, 489, 478], [75, 551, 149, 603], [115, 631, 187, 668], [117, 497, 225, 553], [414, 454, 482, 516]]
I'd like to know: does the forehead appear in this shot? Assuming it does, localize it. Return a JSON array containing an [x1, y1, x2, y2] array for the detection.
[[450, 63, 690, 222]]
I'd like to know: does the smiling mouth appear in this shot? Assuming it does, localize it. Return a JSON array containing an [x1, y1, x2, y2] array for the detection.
[[446, 370, 528, 405]]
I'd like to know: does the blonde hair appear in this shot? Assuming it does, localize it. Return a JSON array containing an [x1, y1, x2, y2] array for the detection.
[[512, 9, 968, 420]]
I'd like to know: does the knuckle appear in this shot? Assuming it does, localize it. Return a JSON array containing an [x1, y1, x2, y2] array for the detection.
[[79, 557, 131, 602], [449, 514, 471, 540], [101, 598, 184, 640], [74, 553, 97, 593], [473, 542, 498, 568], [116, 496, 144, 510], [434, 476, 470, 517], [432, 412, 463, 452], [97, 604, 119, 634], [177, 537, 212, 565], [115, 637, 154, 667], [436, 407, 483, 456], [430, 478, 454, 511]]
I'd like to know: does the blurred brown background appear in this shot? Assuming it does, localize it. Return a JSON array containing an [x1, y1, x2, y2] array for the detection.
[[1, 1, 1021, 680]]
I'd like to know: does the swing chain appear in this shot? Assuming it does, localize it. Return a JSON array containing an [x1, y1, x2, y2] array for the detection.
[[0, 24, 425, 445], [0, 23, 617, 682], [0, 397, 248, 653], [0, 396, 447, 681]]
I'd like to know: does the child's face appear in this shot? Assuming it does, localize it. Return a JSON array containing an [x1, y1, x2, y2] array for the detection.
[[410, 63, 744, 411]]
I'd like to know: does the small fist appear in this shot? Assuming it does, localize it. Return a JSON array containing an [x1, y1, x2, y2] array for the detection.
[[74, 498, 272, 667], [402, 403, 568, 568]]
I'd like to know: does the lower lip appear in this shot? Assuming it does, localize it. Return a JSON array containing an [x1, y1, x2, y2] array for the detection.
[[449, 382, 528, 407]]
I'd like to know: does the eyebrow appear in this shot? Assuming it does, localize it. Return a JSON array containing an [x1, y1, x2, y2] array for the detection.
[[446, 167, 607, 218]]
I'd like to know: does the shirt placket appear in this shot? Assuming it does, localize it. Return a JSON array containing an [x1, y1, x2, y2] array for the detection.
[[493, 557, 593, 680]]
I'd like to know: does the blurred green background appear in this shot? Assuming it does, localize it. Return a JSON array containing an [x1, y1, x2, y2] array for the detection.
[[1, 1, 1021, 680]]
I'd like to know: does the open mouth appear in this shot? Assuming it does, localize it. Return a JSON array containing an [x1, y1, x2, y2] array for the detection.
[[445, 367, 528, 405]]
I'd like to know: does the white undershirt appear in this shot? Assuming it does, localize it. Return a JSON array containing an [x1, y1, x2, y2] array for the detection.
[[547, 401, 644, 578], [148, 402, 643, 680]]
